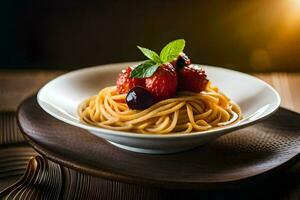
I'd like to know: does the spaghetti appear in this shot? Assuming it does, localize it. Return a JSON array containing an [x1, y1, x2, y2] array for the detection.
[[78, 82, 242, 134]]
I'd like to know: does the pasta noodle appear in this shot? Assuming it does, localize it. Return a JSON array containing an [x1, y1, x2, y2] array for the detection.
[[78, 82, 241, 134]]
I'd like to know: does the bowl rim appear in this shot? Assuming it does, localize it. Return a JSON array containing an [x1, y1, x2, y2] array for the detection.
[[37, 62, 281, 139]]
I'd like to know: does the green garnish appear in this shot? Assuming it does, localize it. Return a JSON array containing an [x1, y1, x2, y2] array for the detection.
[[137, 46, 162, 64], [160, 39, 185, 63], [130, 60, 158, 78], [130, 39, 185, 78]]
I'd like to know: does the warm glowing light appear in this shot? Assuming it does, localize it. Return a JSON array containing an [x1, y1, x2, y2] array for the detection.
[[286, 0, 300, 25], [291, 0, 300, 8]]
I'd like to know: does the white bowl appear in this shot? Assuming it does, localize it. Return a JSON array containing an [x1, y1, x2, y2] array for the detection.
[[37, 62, 281, 154]]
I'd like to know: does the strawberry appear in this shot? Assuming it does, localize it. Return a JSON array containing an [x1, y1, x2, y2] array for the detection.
[[178, 64, 208, 92], [145, 63, 177, 101], [116, 67, 145, 94]]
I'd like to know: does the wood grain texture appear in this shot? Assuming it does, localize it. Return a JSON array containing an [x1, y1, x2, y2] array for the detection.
[[0, 156, 61, 200], [0, 112, 26, 145], [0, 70, 65, 111], [255, 73, 300, 112], [1, 155, 300, 200], [1, 70, 300, 199], [0, 110, 299, 199], [0, 112, 38, 192], [0, 146, 38, 191], [17, 95, 300, 190]]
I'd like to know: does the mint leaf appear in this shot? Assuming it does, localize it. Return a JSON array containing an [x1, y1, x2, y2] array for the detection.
[[130, 60, 158, 78], [137, 46, 162, 64], [131, 39, 186, 78], [160, 39, 185, 63]]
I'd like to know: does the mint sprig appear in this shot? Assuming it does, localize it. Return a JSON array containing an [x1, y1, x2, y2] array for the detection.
[[131, 39, 185, 78], [130, 60, 158, 78], [160, 39, 185, 63], [137, 46, 162, 64]]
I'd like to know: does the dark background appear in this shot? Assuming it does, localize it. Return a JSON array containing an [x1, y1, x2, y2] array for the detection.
[[1, 0, 300, 72]]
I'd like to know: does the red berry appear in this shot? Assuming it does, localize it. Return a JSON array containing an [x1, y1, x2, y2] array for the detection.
[[178, 64, 208, 92], [116, 67, 145, 94], [171, 52, 191, 70], [145, 63, 177, 101]]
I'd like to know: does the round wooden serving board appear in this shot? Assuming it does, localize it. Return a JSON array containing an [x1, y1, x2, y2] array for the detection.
[[17, 96, 300, 190]]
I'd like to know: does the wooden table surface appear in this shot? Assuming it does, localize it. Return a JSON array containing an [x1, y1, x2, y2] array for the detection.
[[1, 70, 300, 199], [1, 70, 300, 113]]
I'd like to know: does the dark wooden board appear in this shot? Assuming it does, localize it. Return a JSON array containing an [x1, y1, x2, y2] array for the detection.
[[17, 95, 300, 190], [2, 111, 300, 199], [2, 155, 300, 200]]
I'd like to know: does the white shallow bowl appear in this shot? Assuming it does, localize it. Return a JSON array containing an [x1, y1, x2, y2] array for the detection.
[[37, 62, 281, 154]]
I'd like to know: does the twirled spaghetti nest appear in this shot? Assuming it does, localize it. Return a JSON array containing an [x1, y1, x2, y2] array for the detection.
[[78, 82, 241, 134]]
